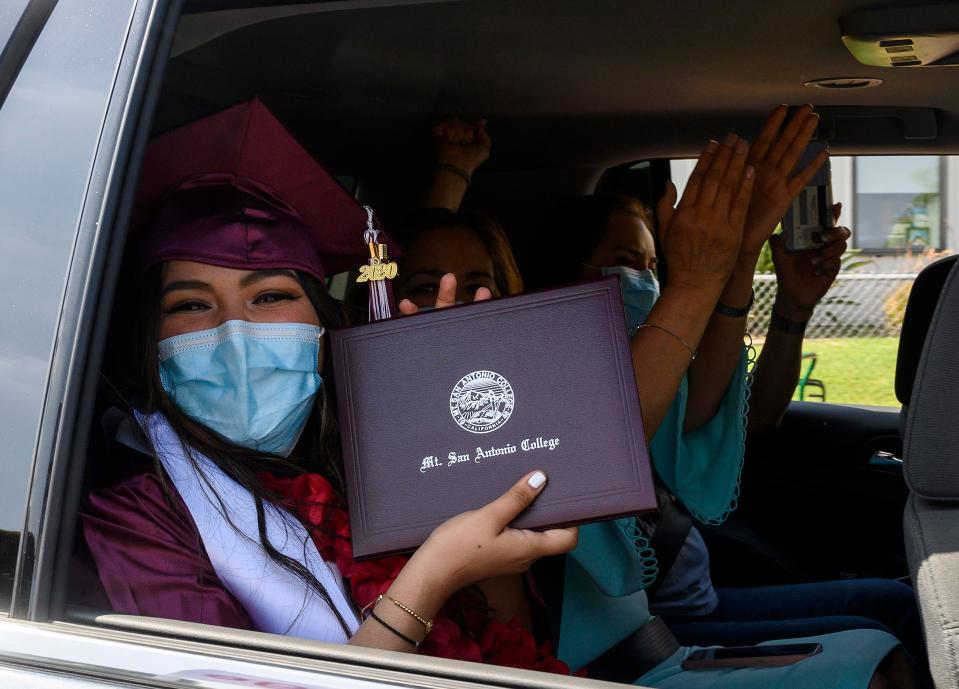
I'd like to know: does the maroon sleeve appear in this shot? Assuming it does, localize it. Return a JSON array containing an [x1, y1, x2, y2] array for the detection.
[[79, 471, 255, 630]]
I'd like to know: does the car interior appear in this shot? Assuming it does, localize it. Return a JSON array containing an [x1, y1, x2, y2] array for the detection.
[[30, 0, 959, 686]]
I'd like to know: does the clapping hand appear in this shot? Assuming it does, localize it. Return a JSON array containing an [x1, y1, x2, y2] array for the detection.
[[657, 133, 755, 293], [742, 105, 828, 258]]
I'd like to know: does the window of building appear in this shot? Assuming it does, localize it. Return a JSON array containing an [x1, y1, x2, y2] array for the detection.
[[854, 156, 942, 251]]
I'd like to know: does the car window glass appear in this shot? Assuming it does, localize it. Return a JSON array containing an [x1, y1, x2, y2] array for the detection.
[[0, 0, 33, 615], [0, 0, 30, 54], [673, 156, 954, 409], [0, 0, 138, 613]]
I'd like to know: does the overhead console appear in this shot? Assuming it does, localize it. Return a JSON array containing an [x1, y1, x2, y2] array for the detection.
[[814, 106, 939, 142], [842, 3, 959, 67]]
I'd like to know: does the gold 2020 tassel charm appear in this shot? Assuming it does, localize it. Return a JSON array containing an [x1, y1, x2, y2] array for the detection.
[[357, 239, 398, 283], [358, 207, 396, 322]]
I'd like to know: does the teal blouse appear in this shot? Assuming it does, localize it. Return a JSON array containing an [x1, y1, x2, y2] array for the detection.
[[558, 352, 749, 670], [555, 350, 899, 688], [650, 349, 749, 525]]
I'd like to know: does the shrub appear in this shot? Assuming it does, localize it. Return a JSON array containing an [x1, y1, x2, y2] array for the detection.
[[882, 248, 951, 332]]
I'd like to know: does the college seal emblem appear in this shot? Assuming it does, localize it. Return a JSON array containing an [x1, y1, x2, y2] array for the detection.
[[449, 370, 515, 434]]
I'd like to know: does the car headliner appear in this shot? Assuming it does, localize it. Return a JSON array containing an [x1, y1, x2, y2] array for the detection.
[[161, 0, 959, 171]]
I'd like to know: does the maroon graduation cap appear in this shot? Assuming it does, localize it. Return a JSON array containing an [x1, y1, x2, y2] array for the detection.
[[134, 97, 397, 285]]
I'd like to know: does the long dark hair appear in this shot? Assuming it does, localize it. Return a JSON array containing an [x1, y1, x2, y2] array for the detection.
[[397, 208, 525, 296], [119, 265, 353, 635]]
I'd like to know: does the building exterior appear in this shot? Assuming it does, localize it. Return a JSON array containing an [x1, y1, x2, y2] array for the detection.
[[673, 155, 957, 272]]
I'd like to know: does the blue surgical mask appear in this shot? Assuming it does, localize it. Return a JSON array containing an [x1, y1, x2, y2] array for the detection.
[[601, 265, 660, 335], [158, 320, 324, 457]]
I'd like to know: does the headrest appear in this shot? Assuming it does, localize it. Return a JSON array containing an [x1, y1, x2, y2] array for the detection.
[[903, 257, 959, 500], [896, 254, 958, 406]]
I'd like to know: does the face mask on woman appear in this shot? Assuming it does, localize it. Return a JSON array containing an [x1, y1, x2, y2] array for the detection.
[[596, 265, 660, 335], [158, 320, 324, 457]]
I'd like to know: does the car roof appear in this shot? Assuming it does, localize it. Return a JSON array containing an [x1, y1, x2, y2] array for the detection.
[[161, 0, 959, 170]]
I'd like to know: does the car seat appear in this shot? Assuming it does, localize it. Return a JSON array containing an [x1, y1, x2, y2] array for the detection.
[[899, 254, 959, 689]]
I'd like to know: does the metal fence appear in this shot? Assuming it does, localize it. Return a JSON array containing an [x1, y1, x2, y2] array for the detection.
[[748, 272, 917, 406], [749, 273, 918, 340]]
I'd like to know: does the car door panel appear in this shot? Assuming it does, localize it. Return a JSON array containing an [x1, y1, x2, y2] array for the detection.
[[712, 401, 909, 586]]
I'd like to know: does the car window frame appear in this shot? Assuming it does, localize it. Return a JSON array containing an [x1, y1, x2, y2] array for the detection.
[[3, 616, 617, 689], [10, 0, 181, 620]]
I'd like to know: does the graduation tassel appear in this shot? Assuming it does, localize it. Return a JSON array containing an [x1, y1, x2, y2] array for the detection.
[[357, 206, 398, 322]]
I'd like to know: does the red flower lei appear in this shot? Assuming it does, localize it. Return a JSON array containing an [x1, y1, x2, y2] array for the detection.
[[259, 471, 574, 675]]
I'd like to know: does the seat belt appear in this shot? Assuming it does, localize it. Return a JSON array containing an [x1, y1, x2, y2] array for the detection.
[[644, 499, 693, 598], [585, 500, 690, 681], [98, 373, 152, 455], [99, 372, 135, 415], [585, 616, 680, 682]]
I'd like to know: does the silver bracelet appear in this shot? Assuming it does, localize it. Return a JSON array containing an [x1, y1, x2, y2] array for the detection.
[[637, 323, 697, 360]]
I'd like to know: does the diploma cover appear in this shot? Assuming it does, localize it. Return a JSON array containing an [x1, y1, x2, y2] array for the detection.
[[331, 277, 656, 559]]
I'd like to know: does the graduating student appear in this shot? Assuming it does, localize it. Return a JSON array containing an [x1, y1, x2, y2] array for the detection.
[[81, 98, 578, 655]]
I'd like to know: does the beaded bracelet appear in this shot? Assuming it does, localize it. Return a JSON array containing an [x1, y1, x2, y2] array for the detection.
[[378, 594, 433, 634]]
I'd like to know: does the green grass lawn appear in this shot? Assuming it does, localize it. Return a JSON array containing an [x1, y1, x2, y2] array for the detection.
[[753, 337, 901, 408]]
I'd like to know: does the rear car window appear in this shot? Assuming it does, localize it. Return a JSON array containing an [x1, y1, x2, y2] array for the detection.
[[673, 155, 955, 408]]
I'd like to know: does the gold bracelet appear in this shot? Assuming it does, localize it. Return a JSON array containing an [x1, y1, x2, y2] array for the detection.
[[637, 323, 697, 361], [369, 593, 432, 634]]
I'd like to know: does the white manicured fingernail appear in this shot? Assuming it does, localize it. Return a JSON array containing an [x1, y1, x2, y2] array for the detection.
[[528, 471, 547, 489]]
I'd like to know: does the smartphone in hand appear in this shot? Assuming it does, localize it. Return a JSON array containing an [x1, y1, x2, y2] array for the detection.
[[782, 141, 831, 252], [681, 643, 824, 670]]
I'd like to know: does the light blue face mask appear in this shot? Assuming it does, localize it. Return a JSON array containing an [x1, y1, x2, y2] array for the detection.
[[600, 265, 660, 335], [158, 320, 324, 457]]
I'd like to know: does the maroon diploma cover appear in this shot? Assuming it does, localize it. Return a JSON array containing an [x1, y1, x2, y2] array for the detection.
[[331, 278, 656, 559]]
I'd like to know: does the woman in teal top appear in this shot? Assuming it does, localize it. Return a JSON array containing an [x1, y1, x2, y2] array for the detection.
[[552, 296, 906, 686], [531, 106, 921, 687]]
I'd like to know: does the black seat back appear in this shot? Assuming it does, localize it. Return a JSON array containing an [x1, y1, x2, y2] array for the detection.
[[895, 254, 958, 410]]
